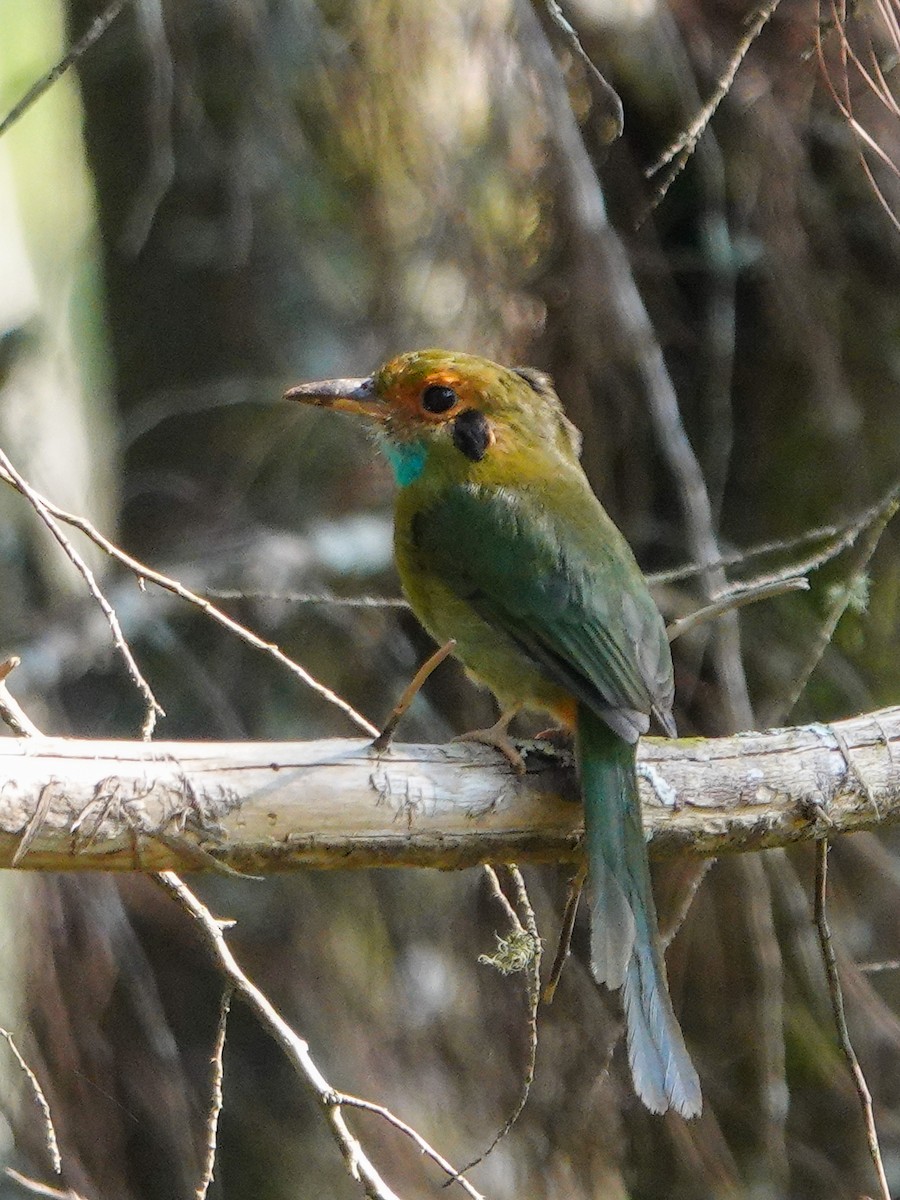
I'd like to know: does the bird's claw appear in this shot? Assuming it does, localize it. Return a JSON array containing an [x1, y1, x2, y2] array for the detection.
[[534, 726, 574, 751], [454, 716, 526, 774]]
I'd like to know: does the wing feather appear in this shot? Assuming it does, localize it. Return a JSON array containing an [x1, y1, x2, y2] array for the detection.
[[412, 481, 673, 738]]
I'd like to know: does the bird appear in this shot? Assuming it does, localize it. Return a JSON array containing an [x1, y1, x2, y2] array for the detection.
[[285, 349, 702, 1118]]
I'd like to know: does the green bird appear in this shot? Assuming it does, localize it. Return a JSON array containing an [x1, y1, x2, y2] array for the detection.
[[286, 349, 701, 1117]]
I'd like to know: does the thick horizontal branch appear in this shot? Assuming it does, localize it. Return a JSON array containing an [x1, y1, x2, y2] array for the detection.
[[0, 707, 897, 872]]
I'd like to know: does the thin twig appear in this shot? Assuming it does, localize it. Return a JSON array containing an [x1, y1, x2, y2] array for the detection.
[[666, 576, 809, 642], [4, 1169, 86, 1200], [857, 959, 900, 974], [772, 490, 899, 724], [458, 866, 541, 1178], [195, 987, 232, 1200], [0, 1, 129, 140], [0, 1029, 61, 1175], [336, 1095, 486, 1200], [649, 483, 900, 585], [0, 658, 44, 738], [204, 589, 407, 608], [814, 840, 891, 1200], [481, 865, 522, 932], [0, 659, 50, 865], [544, 863, 587, 1003], [0, 465, 378, 738], [815, 0, 900, 235], [372, 640, 456, 752], [507, 864, 542, 1092], [0, 451, 164, 739], [645, 0, 782, 207], [154, 871, 476, 1200]]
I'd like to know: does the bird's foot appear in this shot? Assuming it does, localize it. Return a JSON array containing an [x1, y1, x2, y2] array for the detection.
[[454, 710, 526, 774], [534, 726, 574, 751]]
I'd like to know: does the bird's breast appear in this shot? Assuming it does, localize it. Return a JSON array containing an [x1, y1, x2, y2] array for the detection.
[[393, 503, 574, 724]]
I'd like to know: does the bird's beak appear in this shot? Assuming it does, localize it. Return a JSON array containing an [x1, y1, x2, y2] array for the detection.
[[283, 376, 387, 422]]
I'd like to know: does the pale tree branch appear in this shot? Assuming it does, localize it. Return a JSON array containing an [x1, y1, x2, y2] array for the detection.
[[544, 863, 587, 1003], [0, 708, 895, 872]]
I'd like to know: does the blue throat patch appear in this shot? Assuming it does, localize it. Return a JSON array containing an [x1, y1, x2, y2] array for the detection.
[[382, 440, 428, 487]]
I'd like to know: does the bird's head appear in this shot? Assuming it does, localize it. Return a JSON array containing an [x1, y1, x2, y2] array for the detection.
[[284, 348, 582, 487]]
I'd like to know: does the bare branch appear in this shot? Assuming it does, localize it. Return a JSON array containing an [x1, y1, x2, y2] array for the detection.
[[12, 783, 55, 868], [814, 0, 900, 234], [0, 1029, 61, 1176], [0, 464, 378, 739], [858, 959, 900, 974], [372, 641, 456, 752], [4, 1169, 86, 1200], [645, 0, 782, 207], [0, 708, 896, 871], [335, 1095, 485, 1200], [460, 865, 541, 1177], [0, 451, 164, 739], [0, 659, 44, 739], [204, 589, 408, 608], [155, 871, 477, 1200], [814, 840, 891, 1200], [771, 489, 899, 724], [0, 1, 129, 140], [195, 987, 231, 1200], [650, 483, 900, 586], [517, 0, 755, 729], [544, 864, 586, 1003], [480, 864, 522, 932], [666, 576, 809, 642]]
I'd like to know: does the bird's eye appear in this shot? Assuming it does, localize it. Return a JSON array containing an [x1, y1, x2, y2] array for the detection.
[[421, 383, 458, 414]]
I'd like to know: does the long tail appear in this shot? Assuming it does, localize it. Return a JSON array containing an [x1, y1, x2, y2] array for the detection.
[[577, 703, 702, 1118]]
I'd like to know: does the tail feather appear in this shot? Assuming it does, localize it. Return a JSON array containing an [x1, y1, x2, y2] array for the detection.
[[578, 703, 702, 1118]]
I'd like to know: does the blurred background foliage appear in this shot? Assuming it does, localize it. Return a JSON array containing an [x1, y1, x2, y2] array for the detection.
[[0, 0, 899, 1196]]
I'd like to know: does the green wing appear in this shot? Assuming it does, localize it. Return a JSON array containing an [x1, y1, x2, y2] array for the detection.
[[411, 480, 675, 743]]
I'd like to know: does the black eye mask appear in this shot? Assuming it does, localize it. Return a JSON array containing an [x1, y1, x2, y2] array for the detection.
[[451, 409, 492, 462]]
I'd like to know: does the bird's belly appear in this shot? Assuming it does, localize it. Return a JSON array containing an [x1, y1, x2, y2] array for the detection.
[[402, 569, 574, 722]]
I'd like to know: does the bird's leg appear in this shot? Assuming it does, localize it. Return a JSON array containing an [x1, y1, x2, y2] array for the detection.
[[455, 707, 526, 774]]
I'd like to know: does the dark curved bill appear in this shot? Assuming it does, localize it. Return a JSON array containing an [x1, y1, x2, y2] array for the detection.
[[283, 376, 386, 421]]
